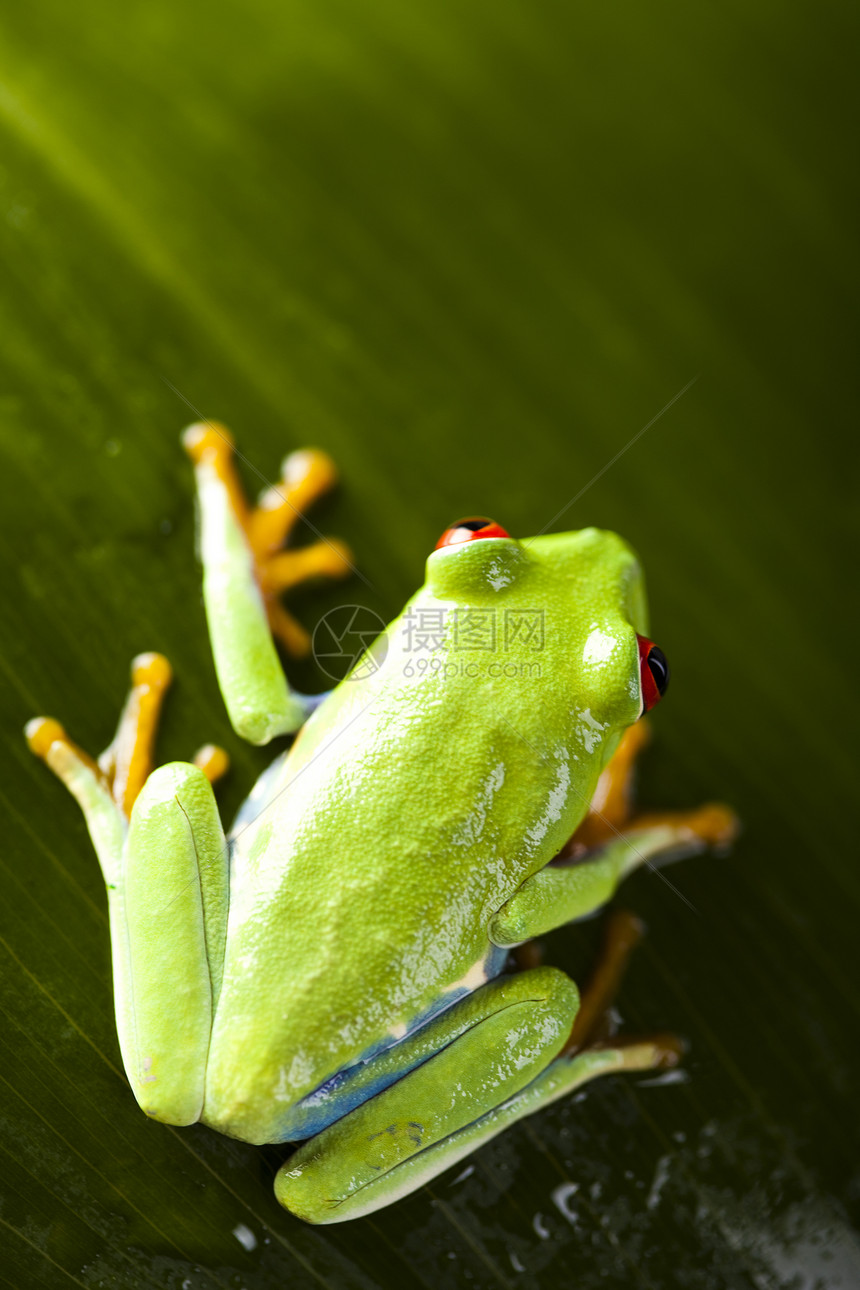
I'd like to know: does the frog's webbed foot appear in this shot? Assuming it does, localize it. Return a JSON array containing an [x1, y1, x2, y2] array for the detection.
[[25, 651, 174, 866], [191, 742, 231, 785], [27, 653, 230, 828], [102, 650, 230, 797], [97, 652, 173, 814], [183, 424, 353, 658]]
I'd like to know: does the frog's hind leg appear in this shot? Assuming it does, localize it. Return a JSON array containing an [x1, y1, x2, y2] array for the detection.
[[26, 654, 229, 1127], [183, 423, 353, 744], [275, 966, 580, 1223], [410, 912, 684, 1201], [275, 917, 678, 1224], [560, 908, 680, 1059]]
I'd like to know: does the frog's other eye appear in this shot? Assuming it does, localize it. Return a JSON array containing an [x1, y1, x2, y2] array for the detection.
[[637, 634, 670, 712], [434, 517, 511, 550]]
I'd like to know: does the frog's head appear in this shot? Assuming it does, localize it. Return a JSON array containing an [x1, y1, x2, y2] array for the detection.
[[424, 519, 669, 770]]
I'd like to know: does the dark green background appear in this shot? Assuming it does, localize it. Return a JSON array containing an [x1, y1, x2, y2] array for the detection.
[[0, 1, 857, 1286]]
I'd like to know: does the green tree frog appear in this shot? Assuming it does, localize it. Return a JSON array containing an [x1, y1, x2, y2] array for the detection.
[[26, 424, 736, 1224]]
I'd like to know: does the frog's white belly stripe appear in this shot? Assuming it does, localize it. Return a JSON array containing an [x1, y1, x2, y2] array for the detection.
[[384, 956, 488, 1044], [445, 957, 489, 996]]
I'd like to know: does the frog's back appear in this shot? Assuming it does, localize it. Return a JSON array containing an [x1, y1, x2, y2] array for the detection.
[[203, 667, 576, 1144]]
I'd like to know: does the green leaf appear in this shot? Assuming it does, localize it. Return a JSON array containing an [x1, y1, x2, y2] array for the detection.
[[0, 1, 857, 1285]]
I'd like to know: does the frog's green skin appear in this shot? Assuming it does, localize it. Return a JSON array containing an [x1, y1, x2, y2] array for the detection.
[[27, 436, 723, 1224], [204, 525, 645, 1145]]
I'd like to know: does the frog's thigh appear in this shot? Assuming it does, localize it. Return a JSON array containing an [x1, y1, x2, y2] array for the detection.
[[116, 762, 228, 1126], [275, 966, 579, 1224]]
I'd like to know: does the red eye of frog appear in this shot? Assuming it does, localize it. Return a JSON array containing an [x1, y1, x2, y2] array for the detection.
[[434, 517, 511, 550], [637, 634, 670, 712]]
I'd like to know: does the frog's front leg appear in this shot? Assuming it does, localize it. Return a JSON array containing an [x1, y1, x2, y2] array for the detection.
[[183, 423, 353, 745], [276, 913, 675, 1224], [26, 655, 228, 1125], [490, 722, 739, 945]]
